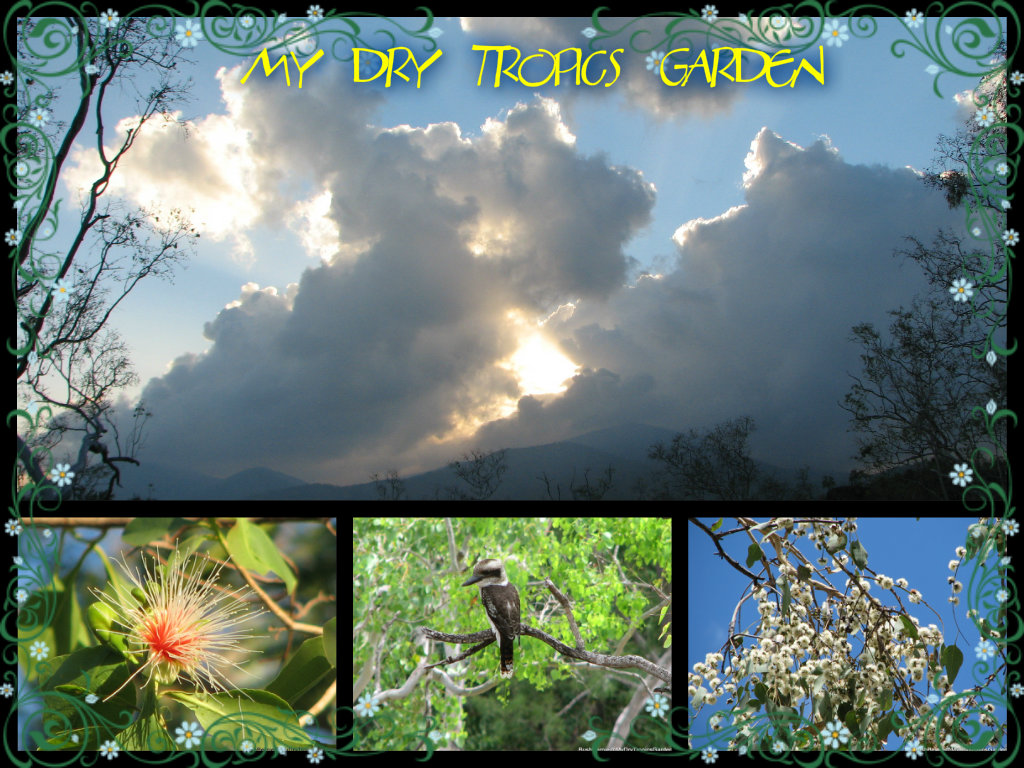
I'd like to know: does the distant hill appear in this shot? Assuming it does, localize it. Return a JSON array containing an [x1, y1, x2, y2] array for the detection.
[[112, 462, 309, 500], [111, 423, 843, 500]]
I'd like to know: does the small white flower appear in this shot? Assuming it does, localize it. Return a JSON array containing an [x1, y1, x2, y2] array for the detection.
[[986, 350, 997, 366], [949, 463, 972, 487], [15, 160, 28, 176], [5, 228, 20, 245], [582, 26, 597, 39], [355, 692, 380, 717], [646, 51, 666, 71], [52, 278, 71, 302], [28, 108, 51, 127], [49, 462, 75, 487], [16, 589, 28, 604], [975, 638, 996, 661], [85, 63, 99, 75], [99, 739, 119, 758], [427, 27, 443, 39], [239, 15, 254, 29], [905, 9, 924, 28], [5, 520, 22, 536], [308, 746, 325, 763], [949, 277, 974, 302], [975, 106, 998, 127], [98, 10, 119, 29], [175, 721, 204, 748], [30, 640, 50, 660], [995, 162, 1009, 176], [1010, 71, 1023, 86], [701, 5, 719, 23], [822, 19, 849, 47], [307, 5, 325, 22], [0, 71, 13, 85], [175, 19, 204, 48], [0, 683, 13, 697], [1002, 228, 1019, 246]]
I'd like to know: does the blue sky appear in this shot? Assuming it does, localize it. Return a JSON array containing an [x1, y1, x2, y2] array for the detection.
[[687, 517, 1012, 752], [15, 13, 1009, 489]]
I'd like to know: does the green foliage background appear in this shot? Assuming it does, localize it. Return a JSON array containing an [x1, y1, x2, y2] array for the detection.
[[352, 516, 672, 750]]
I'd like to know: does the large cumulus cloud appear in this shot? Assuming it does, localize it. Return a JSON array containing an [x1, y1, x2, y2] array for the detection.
[[132, 64, 656, 483], [113, 52, 962, 487], [476, 128, 963, 473]]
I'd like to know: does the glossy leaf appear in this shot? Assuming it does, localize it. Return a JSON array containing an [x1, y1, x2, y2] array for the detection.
[[850, 540, 869, 568]]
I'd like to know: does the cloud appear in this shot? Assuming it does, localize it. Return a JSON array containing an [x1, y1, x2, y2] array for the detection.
[[120, 62, 962, 488], [132, 65, 656, 483], [61, 71, 276, 267], [474, 128, 963, 472]]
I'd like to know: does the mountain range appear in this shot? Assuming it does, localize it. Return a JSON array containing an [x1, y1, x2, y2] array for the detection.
[[110, 423, 846, 500]]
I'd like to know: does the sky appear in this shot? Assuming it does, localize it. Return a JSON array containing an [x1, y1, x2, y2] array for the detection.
[[15, 12, 1008, 487], [687, 517, 1012, 753]]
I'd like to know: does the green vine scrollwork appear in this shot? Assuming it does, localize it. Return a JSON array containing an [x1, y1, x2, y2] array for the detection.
[[196, 3, 439, 63]]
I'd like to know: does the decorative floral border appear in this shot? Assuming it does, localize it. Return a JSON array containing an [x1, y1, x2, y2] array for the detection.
[[5, 6, 1015, 755]]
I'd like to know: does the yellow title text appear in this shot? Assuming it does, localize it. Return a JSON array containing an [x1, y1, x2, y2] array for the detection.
[[240, 48, 325, 88], [472, 45, 624, 88], [660, 46, 825, 88]]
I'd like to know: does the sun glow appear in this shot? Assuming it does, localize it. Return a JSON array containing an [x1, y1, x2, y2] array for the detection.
[[500, 310, 580, 397]]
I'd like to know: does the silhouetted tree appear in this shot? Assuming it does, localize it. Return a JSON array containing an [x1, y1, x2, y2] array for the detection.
[[840, 50, 1008, 501], [447, 448, 508, 500], [371, 469, 407, 500], [649, 416, 760, 500], [540, 465, 615, 500], [15, 16, 200, 503]]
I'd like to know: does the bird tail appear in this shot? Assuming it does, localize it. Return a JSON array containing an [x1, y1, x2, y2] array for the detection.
[[499, 637, 514, 679]]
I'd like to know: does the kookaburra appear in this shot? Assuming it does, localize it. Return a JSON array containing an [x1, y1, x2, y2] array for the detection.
[[462, 558, 520, 679]]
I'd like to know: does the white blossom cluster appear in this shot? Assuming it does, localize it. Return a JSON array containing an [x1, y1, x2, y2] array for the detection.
[[689, 518, 1007, 751]]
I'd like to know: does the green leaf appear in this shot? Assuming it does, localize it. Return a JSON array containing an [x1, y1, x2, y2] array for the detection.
[[899, 615, 919, 640], [168, 689, 315, 750], [797, 565, 812, 581], [746, 542, 764, 569], [711, 518, 723, 532], [941, 644, 964, 686], [265, 634, 335, 711], [850, 540, 869, 568], [781, 578, 791, 619], [322, 617, 337, 668], [122, 517, 194, 545], [226, 519, 297, 594]]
